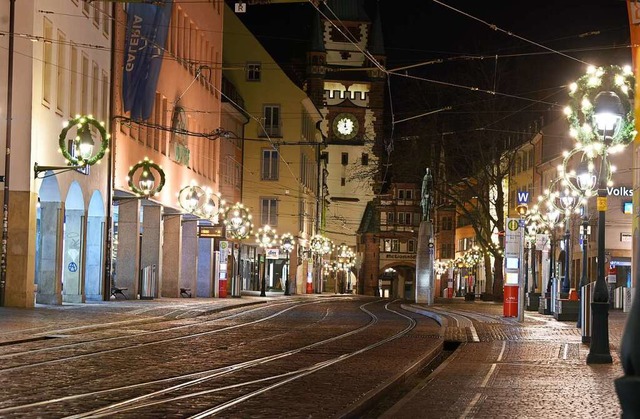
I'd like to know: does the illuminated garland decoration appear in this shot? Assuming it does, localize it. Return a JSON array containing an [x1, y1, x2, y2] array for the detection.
[[58, 114, 110, 166], [565, 65, 636, 147], [127, 158, 166, 196], [223, 203, 253, 240]]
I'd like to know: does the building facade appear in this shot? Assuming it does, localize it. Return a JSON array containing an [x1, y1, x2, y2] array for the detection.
[[1, 0, 112, 307], [223, 5, 323, 295]]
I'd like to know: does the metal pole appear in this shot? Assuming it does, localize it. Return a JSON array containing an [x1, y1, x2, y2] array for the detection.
[[587, 152, 612, 364], [284, 251, 290, 295], [577, 211, 589, 329], [518, 217, 525, 322], [0, 0, 16, 306], [260, 252, 266, 297], [531, 243, 537, 292], [562, 219, 571, 293]]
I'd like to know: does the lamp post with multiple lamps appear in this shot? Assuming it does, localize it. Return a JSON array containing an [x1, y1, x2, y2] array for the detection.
[[336, 243, 355, 294], [279, 233, 294, 296], [223, 203, 253, 297], [563, 65, 635, 365], [255, 225, 277, 297], [530, 194, 565, 314], [560, 156, 597, 332], [309, 234, 332, 294]]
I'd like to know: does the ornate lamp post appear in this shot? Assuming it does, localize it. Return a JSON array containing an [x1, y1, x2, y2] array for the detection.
[[563, 158, 597, 331], [255, 225, 277, 297], [223, 203, 253, 297], [563, 65, 635, 365], [309, 234, 332, 294], [279, 233, 294, 296]]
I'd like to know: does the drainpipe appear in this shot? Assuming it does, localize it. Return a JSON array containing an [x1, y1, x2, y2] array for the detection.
[[103, 1, 116, 301], [0, 0, 16, 306]]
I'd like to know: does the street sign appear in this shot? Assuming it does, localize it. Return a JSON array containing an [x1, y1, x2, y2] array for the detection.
[[597, 196, 608, 211], [198, 225, 224, 238], [516, 191, 530, 205]]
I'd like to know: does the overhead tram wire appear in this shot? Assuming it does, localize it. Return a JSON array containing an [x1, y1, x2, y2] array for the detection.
[[431, 0, 593, 67]]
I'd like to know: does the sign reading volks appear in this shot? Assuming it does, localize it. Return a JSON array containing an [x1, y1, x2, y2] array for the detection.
[[607, 186, 633, 197]]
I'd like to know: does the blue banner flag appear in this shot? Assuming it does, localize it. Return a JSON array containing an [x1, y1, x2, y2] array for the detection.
[[122, 1, 172, 120]]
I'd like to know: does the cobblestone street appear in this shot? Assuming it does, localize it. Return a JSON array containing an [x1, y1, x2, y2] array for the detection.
[[0, 295, 629, 418]]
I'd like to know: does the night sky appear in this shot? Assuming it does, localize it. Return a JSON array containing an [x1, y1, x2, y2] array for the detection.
[[232, 0, 632, 181]]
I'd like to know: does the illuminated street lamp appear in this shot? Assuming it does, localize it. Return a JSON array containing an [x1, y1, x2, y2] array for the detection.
[[309, 234, 332, 294], [279, 233, 295, 296], [178, 184, 223, 221], [564, 65, 635, 366], [34, 115, 110, 178], [255, 225, 277, 297], [223, 203, 253, 297], [126, 157, 166, 198]]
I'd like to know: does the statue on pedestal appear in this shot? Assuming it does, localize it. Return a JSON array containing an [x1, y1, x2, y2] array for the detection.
[[421, 168, 433, 222]]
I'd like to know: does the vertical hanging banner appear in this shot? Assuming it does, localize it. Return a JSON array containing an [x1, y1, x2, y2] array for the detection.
[[123, 1, 173, 120]]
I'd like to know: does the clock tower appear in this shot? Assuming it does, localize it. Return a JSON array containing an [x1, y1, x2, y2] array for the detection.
[[305, 0, 386, 276]]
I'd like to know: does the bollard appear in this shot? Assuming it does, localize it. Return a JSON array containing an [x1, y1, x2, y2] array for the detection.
[[581, 282, 592, 344]]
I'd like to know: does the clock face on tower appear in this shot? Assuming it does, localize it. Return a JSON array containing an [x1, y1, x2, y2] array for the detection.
[[332, 113, 359, 140]]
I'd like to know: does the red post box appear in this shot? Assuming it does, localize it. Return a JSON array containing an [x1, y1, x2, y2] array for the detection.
[[219, 278, 227, 298], [503, 285, 518, 317]]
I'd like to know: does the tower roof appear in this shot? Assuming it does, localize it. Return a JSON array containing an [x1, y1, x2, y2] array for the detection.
[[310, 9, 325, 52], [322, 0, 370, 22], [368, 5, 384, 55]]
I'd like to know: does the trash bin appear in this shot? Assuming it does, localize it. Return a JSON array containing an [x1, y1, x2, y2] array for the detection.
[[503, 285, 518, 317], [140, 265, 156, 300]]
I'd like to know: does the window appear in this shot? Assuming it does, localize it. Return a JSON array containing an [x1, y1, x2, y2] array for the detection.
[[398, 189, 404, 199], [102, 1, 110, 35], [92, 2, 100, 26], [263, 105, 280, 137], [341, 152, 349, 165], [261, 149, 279, 180], [383, 239, 400, 252], [101, 71, 109, 122], [442, 216, 453, 230], [361, 153, 368, 165], [56, 30, 66, 113], [529, 149, 535, 168], [406, 189, 413, 200], [42, 18, 53, 105], [91, 62, 99, 116], [386, 212, 394, 224], [341, 177, 346, 186], [82, 1, 90, 16], [81, 54, 89, 115], [397, 212, 412, 225], [70, 46, 78, 117], [261, 198, 278, 226], [246, 62, 261, 81], [408, 240, 416, 253], [441, 243, 453, 259]]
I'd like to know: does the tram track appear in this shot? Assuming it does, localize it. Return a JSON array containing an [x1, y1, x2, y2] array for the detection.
[[0, 298, 347, 372], [0, 299, 421, 418]]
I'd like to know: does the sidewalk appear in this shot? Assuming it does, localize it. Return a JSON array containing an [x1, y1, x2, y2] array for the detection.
[[384, 300, 628, 418]]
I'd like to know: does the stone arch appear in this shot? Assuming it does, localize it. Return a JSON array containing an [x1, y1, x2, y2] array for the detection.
[[85, 190, 106, 301], [36, 174, 64, 305], [62, 181, 85, 303], [379, 262, 416, 299]]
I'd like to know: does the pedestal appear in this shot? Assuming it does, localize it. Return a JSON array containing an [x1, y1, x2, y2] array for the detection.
[[415, 221, 434, 305]]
